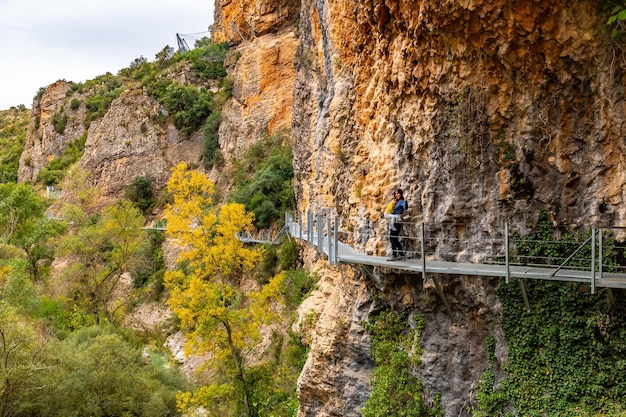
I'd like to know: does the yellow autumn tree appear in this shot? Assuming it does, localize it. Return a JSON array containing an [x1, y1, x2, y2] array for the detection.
[[164, 162, 284, 417]]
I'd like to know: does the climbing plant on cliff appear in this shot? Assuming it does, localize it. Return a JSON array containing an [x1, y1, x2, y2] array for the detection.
[[476, 213, 626, 416], [362, 309, 442, 417], [163, 162, 287, 417], [495, 281, 626, 416]]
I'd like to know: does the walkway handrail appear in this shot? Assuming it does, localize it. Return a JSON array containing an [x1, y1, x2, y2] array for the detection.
[[285, 211, 626, 294]]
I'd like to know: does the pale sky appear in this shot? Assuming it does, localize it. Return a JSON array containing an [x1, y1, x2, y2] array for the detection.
[[0, 0, 214, 110]]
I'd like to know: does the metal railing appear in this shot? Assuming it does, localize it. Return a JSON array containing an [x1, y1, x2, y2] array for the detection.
[[286, 211, 626, 293]]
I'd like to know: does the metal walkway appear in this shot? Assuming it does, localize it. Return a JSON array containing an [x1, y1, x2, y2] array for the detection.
[[285, 213, 626, 293]]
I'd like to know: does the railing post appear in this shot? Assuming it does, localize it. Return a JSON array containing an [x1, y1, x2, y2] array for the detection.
[[308, 211, 313, 243], [599, 227, 603, 281], [327, 216, 332, 264], [316, 213, 321, 253], [505, 221, 510, 284], [299, 212, 303, 241], [420, 223, 426, 284], [591, 227, 596, 295], [334, 217, 339, 265]]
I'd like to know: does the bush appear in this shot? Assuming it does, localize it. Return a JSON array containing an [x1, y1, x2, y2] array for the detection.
[[35, 296, 69, 332], [52, 110, 68, 134], [19, 327, 189, 417], [82, 73, 125, 123], [0, 109, 27, 183], [181, 41, 228, 80], [125, 175, 156, 212], [278, 237, 299, 270], [361, 310, 440, 417], [36, 133, 87, 185], [230, 134, 295, 228], [131, 229, 166, 299], [201, 111, 223, 169], [257, 243, 278, 284], [155, 82, 213, 137], [281, 269, 317, 308]]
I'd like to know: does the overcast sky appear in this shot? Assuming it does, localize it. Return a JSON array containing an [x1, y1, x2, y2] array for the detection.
[[0, 0, 214, 110]]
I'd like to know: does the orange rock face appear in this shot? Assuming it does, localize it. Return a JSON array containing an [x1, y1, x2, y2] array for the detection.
[[213, 0, 626, 416], [212, 0, 300, 43]]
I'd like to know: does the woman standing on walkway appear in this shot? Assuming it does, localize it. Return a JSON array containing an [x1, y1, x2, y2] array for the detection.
[[388, 189, 408, 261]]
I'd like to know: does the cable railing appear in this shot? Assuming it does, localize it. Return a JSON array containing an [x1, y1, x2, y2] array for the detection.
[[286, 211, 626, 293]]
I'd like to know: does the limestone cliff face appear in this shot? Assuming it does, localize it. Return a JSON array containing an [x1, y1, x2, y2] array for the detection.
[[218, 29, 299, 161], [18, 81, 87, 184], [17, 82, 202, 199], [294, 0, 626, 235], [218, 0, 626, 416], [78, 89, 203, 198], [212, 0, 300, 44]]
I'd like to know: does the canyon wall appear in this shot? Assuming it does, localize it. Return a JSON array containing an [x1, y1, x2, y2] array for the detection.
[[16, 0, 626, 415], [217, 0, 626, 416]]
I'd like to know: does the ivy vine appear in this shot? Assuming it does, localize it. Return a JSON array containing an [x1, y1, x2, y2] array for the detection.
[[475, 211, 626, 416]]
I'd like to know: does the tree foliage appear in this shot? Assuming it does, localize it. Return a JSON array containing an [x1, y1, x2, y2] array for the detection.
[[0, 323, 187, 417], [164, 162, 286, 416], [0, 302, 54, 417], [0, 183, 64, 281], [58, 200, 147, 325], [125, 175, 156, 213], [0, 183, 45, 243], [0, 109, 28, 184]]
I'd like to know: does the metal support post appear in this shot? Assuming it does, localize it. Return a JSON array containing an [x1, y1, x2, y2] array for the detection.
[[299, 212, 302, 241], [591, 228, 596, 295], [317, 213, 323, 254], [505, 222, 510, 284], [327, 216, 332, 264], [607, 288, 615, 308], [433, 276, 454, 321], [599, 227, 603, 280], [420, 223, 426, 284], [306, 211, 313, 245], [518, 280, 531, 312], [334, 217, 339, 265]]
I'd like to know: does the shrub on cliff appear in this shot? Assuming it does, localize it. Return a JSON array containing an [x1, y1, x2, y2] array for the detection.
[[230, 133, 295, 229], [125, 175, 156, 213], [36, 133, 86, 186]]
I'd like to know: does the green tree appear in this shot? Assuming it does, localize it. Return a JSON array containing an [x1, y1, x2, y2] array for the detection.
[[59, 165, 99, 225], [0, 302, 55, 417], [230, 134, 295, 228], [164, 162, 285, 416], [0, 108, 28, 184], [0, 183, 45, 244], [18, 326, 187, 417], [58, 200, 147, 325], [125, 175, 156, 212], [0, 183, 64, 281]]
